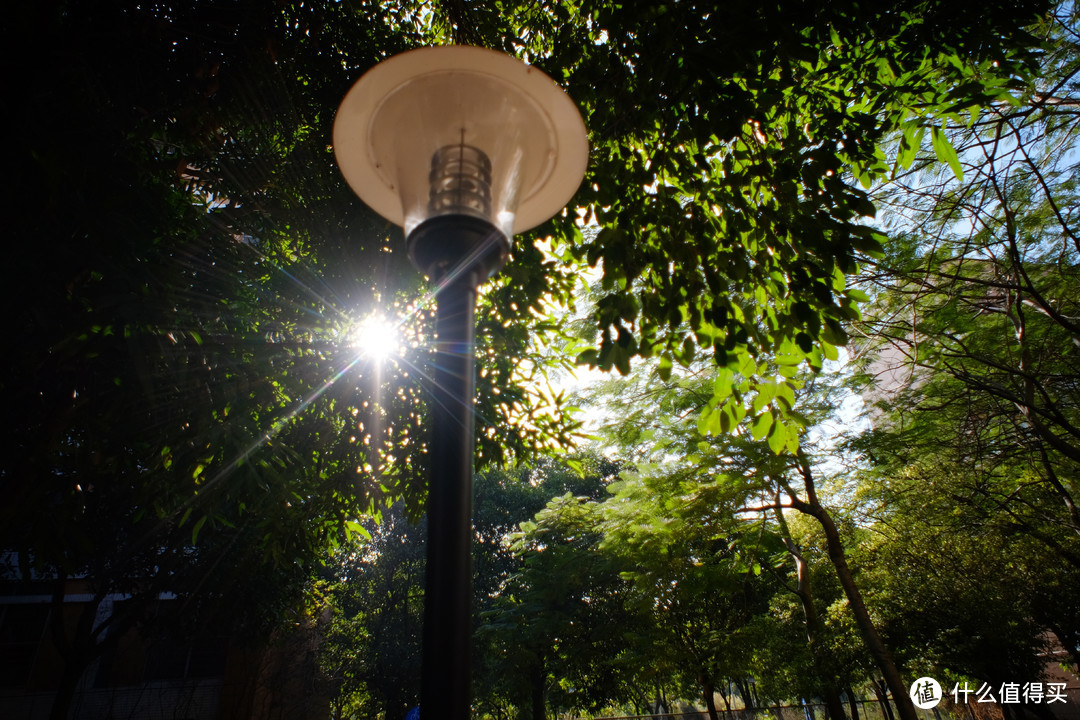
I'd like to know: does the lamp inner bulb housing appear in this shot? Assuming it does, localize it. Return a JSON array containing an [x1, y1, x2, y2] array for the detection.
[[428, 144, 494, 221]]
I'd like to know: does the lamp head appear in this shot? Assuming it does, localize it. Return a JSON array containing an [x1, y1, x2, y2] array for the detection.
[[333, 45, 588, 280]]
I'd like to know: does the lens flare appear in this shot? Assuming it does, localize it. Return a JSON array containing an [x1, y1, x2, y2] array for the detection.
[[347, 314, 401, 361]]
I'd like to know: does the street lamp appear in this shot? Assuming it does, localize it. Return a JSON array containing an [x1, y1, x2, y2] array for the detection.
[[333, 45, 588, 720]]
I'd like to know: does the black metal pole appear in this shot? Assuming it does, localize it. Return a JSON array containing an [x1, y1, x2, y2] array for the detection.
[[421, 270, 480, 720]]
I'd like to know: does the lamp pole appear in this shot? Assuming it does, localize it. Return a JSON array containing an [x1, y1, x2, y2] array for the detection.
[[409, 209, 507, 720], [333, 45, 588, 720], [424, 267, 479, 718]]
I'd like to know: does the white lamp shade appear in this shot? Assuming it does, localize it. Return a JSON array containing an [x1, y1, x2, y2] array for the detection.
[[333, 45, 588, 239]]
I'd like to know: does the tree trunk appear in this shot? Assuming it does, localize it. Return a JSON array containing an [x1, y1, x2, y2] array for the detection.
[[50, 660, 84, 720], [530, 658, 546, 720], [701, 674, 720, 720], [718, 682, 731, 713], [787, 453, 917, 720], [847, 686, 860, 720], [1046, 623, 1080, 671], [657, 683, 669, 717], [815, 508, 911, 720], [872, 679, 896, 720], [735, 679, 753, 711], [773, 502, 848, 720], [48, 581, 103, 720], [1036, 447, 1080, 539], [822, 691, 845, 720]]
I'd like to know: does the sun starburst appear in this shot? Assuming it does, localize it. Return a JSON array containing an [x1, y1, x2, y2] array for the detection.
[[347, 314, 402, 362]]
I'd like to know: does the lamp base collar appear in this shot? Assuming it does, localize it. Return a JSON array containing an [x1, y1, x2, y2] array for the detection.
[[406, 214, 509, 284]]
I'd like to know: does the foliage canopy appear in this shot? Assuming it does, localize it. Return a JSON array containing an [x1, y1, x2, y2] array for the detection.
[[2, 1, 1072, 717]]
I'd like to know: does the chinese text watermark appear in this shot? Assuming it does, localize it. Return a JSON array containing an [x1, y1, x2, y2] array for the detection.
[[908, 678, 1070, 709]]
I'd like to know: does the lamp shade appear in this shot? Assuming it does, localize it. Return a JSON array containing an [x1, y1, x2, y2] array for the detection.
[[333, 45, 588, 241]]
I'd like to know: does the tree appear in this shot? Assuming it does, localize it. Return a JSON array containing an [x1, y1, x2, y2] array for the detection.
[[581, 361, 907, 717], [536, 0, 1050, 436], [475, 457, 635, 720], [843, 459, 1075, 686], [852, 1, 1080, 540], [317, 454, 623, 720], [2, 0, 1061, 713], [319, 505, 426, 720], [744, 511, 870, 718], [3, 2, 578, 713], [847, 0, 1080, 669], [598, 467, 780, 720]]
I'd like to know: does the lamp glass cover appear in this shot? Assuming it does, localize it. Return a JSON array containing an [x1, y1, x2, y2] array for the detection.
[[333, 46, 588, 239]]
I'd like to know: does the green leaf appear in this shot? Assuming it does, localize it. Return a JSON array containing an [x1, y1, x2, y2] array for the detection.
[[576, 349, 599, 367], [698, 405, 722, 436], [931, 126, 963, 181], [658, 354, 673, 382], [565, 457, 586, 477], [752, 382, 776, 413], [775, 382, 797, 410], [613, 345, 632, 376], [785, 428, 801, 455], [719, 405, 733, 433], [851, 230, 888, 259], [345, 520, 371, 541], [680, 336, 696, 365], [767, 420, 787, 455], [192, 515, 208, 544], [896, 125, 924, 171], [750, 411, 774, 440], [713, 368, 735, 400], [821, 320, 848, 347]]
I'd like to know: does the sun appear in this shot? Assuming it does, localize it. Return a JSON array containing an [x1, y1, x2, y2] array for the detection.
[[346, 314, 401, 361]]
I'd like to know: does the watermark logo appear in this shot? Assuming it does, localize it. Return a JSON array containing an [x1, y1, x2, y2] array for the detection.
[[909, 677, 1070, 708], [910, 677, 943, 709]]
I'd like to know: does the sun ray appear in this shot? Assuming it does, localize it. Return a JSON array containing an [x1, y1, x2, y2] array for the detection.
[[346, 313, 403, 361]]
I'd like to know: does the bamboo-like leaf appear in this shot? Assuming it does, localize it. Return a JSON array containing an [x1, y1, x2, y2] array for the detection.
[[932, 126, 964, 181]]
